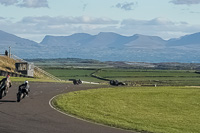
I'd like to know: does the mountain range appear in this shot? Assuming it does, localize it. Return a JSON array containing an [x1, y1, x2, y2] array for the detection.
[[0, 30, 200, 63]]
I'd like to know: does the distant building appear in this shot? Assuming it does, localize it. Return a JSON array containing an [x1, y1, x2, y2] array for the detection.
[[15, 62, 34, 77]]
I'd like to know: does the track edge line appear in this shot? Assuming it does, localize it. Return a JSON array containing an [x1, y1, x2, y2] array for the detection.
[[48, 95, 136, 133]]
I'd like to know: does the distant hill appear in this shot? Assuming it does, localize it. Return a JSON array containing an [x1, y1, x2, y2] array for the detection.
[[0, 30, 200, 62], [124, 34, 166, 49], [41, 32, 166, 49], [0, 30, 40, 58], [0, 30, 38, 46], [167, 32, 200, 46], [41, 33, 92, 46]]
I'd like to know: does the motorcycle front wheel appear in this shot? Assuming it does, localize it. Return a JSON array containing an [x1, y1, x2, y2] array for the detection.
[[17, 92, 22, 102]]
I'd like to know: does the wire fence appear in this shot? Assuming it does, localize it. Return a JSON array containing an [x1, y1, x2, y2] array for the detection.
[[34, 66, 62, 81]]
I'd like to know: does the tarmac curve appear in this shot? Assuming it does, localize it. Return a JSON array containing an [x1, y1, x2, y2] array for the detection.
[[0, 82, 135, 133]]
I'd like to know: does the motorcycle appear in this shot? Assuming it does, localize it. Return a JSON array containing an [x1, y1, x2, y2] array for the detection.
[[73, 79, 82, 85], [0, 84, 6, 99], [17, 88, 27, 102]]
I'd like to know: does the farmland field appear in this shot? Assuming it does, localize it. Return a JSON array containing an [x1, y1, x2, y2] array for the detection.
[[45, 68, 200, 86], [30, 58, 200, 86], [94, 69, 200, 86], [44, 68, 103, 82]]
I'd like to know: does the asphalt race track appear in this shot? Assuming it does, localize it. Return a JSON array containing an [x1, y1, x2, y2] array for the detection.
[[0, 82, 135, 133]]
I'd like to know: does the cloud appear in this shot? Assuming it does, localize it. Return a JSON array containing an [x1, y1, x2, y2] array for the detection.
[[120, 17, 200, 39], [115, 2, 136, 11], [21, 16, 119, 25], [0, 16, 119, 42], [0, 16, 200, 42], [0, 17, 5, 20], [0, 0, 49, 8], [18, 0, 49, 8], [121, 17, 174, 26], [170, 0, 200, 5], [0, 0, 19, 6], [147, 18, 175, 25]]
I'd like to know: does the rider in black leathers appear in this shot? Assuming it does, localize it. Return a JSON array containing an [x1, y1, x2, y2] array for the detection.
[[0, 75, 12, 95], [18, 81, 30, 96]]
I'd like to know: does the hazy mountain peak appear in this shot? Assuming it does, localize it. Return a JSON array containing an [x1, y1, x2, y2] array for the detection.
[[69, 33, 92, 39], [0, 30, 38, 45], [167, 32, 200, 45]]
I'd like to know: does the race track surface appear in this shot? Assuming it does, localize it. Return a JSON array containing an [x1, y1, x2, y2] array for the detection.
[[0, 82, 135, 133]]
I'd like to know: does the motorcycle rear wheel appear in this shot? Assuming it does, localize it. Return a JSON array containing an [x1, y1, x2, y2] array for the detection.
[[0, 90, 5, 99]]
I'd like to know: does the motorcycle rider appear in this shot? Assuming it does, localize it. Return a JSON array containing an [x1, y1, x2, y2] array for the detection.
[[18, 81, 30, 96], [0, 75, 12, 96]]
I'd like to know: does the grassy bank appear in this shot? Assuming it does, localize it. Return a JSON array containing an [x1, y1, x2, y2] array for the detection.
[[0, 56, 16, 72], [0, 76, 67, 83], [52, 86, 200, 133]]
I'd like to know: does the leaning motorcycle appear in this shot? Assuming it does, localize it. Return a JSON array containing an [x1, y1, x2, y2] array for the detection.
[[17, 88, 27, 102], [0, 84, 6, 99]]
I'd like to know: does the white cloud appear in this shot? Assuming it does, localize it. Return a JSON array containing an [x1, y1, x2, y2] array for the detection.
[[120, 17, 200, 39], [18, 0, 48, 8], [0, 0, 49, 8], [120, 17, 174, 27], [147, 18, 175, 25], [0, 16, 119, 42], [0, 16, 200, 42], [170, 0, 200, 5], [21, 16, 119, 25]]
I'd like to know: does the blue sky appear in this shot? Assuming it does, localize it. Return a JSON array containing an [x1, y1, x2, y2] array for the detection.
[[0, 0, 200, 42]]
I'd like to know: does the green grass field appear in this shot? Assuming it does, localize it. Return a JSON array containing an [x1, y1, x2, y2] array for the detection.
[[44, 68, 103, 82], [45, 68, 200, 86], [52, 86, 200, 133], [94, 69, 200, 86]]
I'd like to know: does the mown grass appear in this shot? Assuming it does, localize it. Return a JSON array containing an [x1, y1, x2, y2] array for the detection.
[[52, 86, 200, 133]]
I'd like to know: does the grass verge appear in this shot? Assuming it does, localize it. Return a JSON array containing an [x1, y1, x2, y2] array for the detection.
[[52, 86, 200, 133], [0, 76, 68, 83]]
